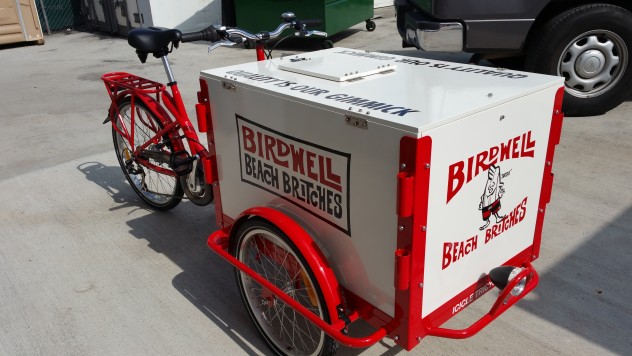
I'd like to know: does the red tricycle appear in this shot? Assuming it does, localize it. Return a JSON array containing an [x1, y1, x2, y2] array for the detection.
[[103, 13, 564, 356]]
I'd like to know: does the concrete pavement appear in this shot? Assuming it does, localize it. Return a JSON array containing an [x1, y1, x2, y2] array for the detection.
[[1, 7, 631, 355]]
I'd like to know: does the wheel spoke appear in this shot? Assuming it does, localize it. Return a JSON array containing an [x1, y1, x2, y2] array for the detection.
[[113, 101, 180, 208], [567, 42, 584, 58], [583, 35, 600, 49], [237, 227, 328, 355]]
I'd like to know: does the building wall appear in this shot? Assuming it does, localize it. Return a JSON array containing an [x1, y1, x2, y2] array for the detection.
[[143, 0, 221, 31]]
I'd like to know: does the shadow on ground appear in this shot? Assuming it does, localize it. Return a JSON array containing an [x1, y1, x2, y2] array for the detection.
[[77, 161, 406, 354], [520, 206, 632, 355], [78, 161, 267, 354], [78, 160, 632, 354]]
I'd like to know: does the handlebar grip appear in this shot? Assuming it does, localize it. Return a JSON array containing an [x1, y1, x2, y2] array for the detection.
[[181, 26, 221, 43], [180, 31, 204, 43]]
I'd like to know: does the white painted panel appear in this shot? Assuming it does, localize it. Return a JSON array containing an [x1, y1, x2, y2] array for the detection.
[[421, 86, 559, 317], [204, 75, 404, 316], [203, 48, 562, 134]]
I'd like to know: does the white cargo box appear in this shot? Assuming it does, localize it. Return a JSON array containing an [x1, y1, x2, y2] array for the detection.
[[200, 48, 564, 330]]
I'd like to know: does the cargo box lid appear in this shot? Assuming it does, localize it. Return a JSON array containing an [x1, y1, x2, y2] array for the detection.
[[200, 48, 563, 135]]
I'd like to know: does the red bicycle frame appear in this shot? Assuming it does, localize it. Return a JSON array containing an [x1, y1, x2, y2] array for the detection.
[[102, 72, 211, 176], [102, 43, 271, 183]]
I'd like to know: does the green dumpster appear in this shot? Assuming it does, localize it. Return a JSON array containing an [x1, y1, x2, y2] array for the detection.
[[234, 0, 375, 39]]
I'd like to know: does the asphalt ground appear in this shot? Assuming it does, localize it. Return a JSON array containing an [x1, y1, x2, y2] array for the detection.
[[1, 7, 631, 356]]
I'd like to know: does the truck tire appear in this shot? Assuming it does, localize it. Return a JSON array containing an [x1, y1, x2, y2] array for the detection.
[[525, 4, 632, 116]]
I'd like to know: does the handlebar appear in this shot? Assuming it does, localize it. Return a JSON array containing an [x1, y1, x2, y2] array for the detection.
[[180, 12, 327, 52], [180, 26, 221, 43]]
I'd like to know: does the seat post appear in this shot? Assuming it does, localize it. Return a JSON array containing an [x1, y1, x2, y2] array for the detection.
[[161, 55, 177, 85]]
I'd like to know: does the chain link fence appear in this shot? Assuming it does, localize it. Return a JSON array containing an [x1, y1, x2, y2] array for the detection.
[[36, 0, 83, 34]]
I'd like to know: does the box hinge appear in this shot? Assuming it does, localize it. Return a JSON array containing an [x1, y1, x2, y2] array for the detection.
[[345, 115, 368, 129], [221, 81, 235, 91]]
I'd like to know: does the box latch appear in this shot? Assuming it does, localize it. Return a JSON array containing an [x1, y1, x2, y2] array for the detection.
[[397, 172, 415, 217]]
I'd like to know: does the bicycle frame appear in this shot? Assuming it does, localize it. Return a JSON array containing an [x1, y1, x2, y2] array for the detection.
[[103, 71, 211, 181], [102, 39, 274, 182]]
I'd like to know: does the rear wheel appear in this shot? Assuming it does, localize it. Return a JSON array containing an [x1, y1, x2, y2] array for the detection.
[[112, 98, 183, 210], [179, 163, 213, 206], [525, 4, 632, 116], [232, 219, 338, 356]]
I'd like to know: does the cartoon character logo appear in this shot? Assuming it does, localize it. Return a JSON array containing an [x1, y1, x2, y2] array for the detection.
[[478, 165, 506, 230]]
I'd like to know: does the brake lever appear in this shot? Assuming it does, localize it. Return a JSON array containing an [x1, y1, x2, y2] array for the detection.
[[208, 40, 237, 52], [304, 30, 328, 38]]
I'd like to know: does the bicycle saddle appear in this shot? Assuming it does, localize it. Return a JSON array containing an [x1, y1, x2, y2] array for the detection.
[[128, 27, 182, 61]]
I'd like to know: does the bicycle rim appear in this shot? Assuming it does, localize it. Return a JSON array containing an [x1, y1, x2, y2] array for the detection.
[[112, 99, 182, 209], [236, 224, 327, 355]]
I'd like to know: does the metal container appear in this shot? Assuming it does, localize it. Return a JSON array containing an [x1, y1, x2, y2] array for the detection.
[[200, 48, 564, 349]]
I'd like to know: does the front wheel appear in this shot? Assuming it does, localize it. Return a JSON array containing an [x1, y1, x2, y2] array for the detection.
[[112, 98, 183, 210], [525, 4, 632, 116], [232, 219, 338, 356]]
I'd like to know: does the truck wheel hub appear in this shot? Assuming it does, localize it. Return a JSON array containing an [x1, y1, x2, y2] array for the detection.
[[558, 30, 627, 97], [575, 50, 606, 79]]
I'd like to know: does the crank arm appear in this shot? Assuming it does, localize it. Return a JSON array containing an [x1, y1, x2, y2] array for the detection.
[[138, 148, 171, 165]]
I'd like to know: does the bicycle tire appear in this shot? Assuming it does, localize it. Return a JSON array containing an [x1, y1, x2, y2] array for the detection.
[[112, 97, 183, 210], [179, 164, 213, 206], [232, 218, 339, 356]]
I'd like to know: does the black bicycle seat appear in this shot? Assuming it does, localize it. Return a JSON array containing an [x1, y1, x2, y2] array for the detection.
[[128, 27, 182, 54]]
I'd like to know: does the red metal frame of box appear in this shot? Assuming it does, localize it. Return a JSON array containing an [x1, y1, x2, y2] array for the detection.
[[201, 82, 565, 350]]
